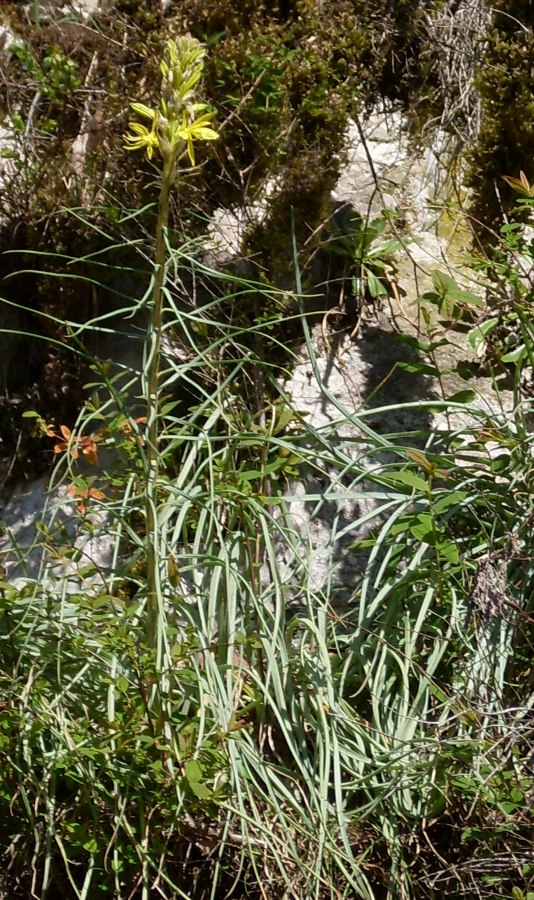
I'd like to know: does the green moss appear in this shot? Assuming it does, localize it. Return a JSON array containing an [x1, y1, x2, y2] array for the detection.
[[468, 2, 534, 240]]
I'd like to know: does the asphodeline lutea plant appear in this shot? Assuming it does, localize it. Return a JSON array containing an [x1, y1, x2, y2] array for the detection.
[[124, 37, 218, 681]]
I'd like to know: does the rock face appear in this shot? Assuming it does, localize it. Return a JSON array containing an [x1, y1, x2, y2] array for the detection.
[[14, 1, 101, 23], [0, 473, 113, 592]]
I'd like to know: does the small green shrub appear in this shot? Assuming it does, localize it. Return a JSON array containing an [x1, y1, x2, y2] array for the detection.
[[467, 187, 534, 379]]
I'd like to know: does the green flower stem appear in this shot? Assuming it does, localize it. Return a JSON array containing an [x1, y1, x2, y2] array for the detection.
[[145, 155, 173, 661]]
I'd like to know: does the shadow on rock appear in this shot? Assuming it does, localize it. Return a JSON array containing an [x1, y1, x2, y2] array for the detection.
[[356, 320, 437, 438]]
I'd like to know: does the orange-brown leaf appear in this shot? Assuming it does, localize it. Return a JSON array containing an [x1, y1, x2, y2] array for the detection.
[[502, 172, 534, 197]]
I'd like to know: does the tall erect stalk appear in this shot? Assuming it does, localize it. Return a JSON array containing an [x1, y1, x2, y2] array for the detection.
[[144, 156, 172, 658], [124, 38, 218, 668]]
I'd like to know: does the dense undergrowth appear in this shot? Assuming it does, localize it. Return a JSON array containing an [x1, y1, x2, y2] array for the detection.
[[1, 193, 533, 898], [0, 5, 534, 900]]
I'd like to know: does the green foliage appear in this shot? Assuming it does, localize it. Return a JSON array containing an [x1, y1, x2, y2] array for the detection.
[[330, 206, 405, 302], [421, 268, 485, 322], [0, 584, 231, 897], [467, 194, 534, 373], [3, 40, 81, 149], [11, 42, 81, 101], [1, 199, 534, 897]]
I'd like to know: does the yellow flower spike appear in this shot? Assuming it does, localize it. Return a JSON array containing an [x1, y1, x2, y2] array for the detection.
[[125, 36, 218, 169], [124, 35, 219, 671]]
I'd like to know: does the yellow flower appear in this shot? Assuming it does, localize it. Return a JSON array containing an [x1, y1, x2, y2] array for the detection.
[[124, 115, 159, 160], [175, 110, 218, 165]]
